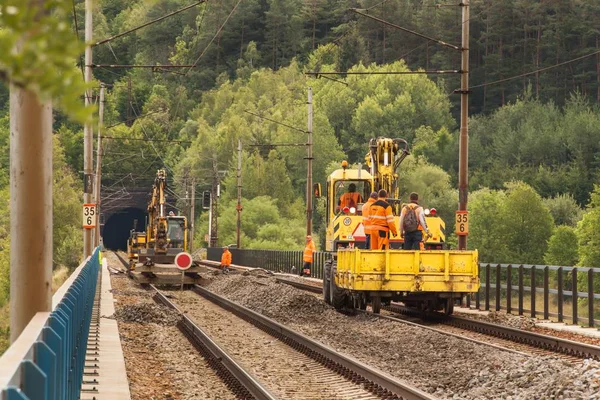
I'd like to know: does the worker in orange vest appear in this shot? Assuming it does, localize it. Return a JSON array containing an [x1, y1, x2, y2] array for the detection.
[[339, 183, 363, 209], [370, 189, 398, 250], [361, 192, 378, 249], [220, 246, 232, 273], [301, 235, 316, 277]]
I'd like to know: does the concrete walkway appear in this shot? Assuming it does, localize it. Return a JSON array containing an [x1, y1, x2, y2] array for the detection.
[[80, 257, 131, 400]]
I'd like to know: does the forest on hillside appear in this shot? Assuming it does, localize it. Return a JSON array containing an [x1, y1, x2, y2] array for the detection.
[[1, 0, 600, 350]]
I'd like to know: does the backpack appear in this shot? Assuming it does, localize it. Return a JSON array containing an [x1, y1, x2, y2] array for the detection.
[[402, 204, 419, 233]]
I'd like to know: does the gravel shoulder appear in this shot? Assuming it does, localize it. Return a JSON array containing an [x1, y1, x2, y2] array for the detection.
[[106, 253, 235, 400], [201, 272, 600, 400]]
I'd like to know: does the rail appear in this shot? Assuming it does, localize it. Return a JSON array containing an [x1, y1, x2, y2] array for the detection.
[[206, 248, 600, 327], [0, 247, 101, 400]]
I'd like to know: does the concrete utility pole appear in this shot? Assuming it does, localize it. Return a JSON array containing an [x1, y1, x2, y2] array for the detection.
[[83, 0, 94, 257], [306, 87, 313, 236], [209, 159, 219, 247], [236, 140, 242, 248], [10, 3, 53, 342], [94, 84, 105, 246], [189, 177, 195, 252], [457, 0, 470, 250]]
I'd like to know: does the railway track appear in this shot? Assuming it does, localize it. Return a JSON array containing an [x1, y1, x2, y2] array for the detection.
[[271, 275, 600, 362], [182, 284, 435, 400], [117, 253, 434, 399]]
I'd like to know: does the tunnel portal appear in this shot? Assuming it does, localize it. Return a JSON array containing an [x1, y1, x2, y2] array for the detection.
[[103, 207, 147, 250]]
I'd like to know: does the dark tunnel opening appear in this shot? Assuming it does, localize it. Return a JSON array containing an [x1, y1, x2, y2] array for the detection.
[[103, 207, 147, 251]]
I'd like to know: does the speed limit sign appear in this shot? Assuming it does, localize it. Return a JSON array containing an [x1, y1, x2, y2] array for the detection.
[[83, 204, 97, 229], [455, 211, 469, 236]]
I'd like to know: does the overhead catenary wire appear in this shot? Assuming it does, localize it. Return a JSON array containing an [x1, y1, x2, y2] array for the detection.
[[350, 8, 461, 51], [468, 49, 600, 90], [243, 110, 307, 134], [93, 1, 207, 47]]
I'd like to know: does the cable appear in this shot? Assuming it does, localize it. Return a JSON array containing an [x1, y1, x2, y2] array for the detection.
[[469, 49, 600, 90], [185, 0, 242, 76]]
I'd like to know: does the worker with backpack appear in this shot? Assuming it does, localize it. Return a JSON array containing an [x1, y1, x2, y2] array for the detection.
[[399, 192, 431, 250]]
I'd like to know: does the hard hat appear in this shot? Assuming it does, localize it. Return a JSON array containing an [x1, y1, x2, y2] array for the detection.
[[168, 211, 175, 216]]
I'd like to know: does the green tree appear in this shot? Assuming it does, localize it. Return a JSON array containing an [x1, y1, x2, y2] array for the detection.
[[543, 194, 583, 227], [468, 188, 509, 262], [544, 226, 578, 266], [500, 182, 554, 264], [577, 185, 600, 269]]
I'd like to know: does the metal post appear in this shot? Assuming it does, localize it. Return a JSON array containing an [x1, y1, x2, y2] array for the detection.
[[236, 140, 242, 248], [518, 265, 524, 315], [94, 85, 105, 246], [83, 0, 94, 258], [557, 267, 563, 322], [189, 177, 195, 253], [506, 265, 512, 314], [543, 266, 549, 319], [9, 85, 53, 342], [588, 268, 594, 327], [485, 264, 490, 311], [530, 266, 536, 318], [306, 87, 313, 236], [495, 264, 501, 311], [572, 268, 578, 325], [209, 158, 219, 247], [457, 0, 470, 250]]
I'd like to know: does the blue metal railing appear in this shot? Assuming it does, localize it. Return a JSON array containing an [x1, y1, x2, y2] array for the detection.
[[0, 247, 101, 400]]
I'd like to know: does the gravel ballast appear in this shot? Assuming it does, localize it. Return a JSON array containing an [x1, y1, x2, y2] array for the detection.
[[200, 273, 600, 400], [106, 253, 236, 400]]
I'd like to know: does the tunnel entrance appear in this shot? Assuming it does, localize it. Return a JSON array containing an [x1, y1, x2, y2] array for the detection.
[[103, 207, 147, 251]]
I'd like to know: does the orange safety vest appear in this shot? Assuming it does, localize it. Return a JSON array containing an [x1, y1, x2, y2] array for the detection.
[[370, 199, 398, 236], [303, 240, 316, 263], [401, 203, 424, 232], [221, 250, 232, 266], [361, 197, 376, 235], [339, 192, 363, 208]]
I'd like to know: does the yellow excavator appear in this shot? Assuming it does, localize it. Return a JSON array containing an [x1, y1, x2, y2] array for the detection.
[[324, 138, 446, 251], [140, 169, 188, 265]]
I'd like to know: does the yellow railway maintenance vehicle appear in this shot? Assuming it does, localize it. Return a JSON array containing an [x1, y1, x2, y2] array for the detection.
[[321, 137, 479, 314], [324, 138, 446, 251], [128, 169, 201, 284]]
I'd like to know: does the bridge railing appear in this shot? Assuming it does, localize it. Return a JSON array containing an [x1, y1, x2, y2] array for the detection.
[[206, 248, 600, 327], [0, 247, 101, 400]]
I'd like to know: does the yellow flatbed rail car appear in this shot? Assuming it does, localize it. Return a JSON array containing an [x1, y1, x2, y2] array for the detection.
[[325, 249, 479, 315]]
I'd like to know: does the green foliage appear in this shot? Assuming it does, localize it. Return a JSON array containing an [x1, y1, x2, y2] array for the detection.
[[0, 0, 94, 121], [468, 188, 509, 263], [543, 194, 583, 227], [500, 182, 554, 264], [544, 226, 579, 266], [577, 186, 600, 269], [195, 196, 308, 250]]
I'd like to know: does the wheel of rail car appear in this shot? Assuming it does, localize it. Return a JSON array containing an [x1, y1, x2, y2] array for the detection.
[[323, 262, 331, 305], [329, 264, 347, 310], [371, 296, 382, 314], [357, 294, 367, 310], [443, 298, 454, 315]]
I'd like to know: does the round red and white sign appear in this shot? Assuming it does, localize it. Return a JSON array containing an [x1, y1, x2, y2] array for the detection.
[[174, 252, 193, 271]]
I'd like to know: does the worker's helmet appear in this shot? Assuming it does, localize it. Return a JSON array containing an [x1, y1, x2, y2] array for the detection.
[[168, 211, 175, 216], [223, 246, 229, 250]]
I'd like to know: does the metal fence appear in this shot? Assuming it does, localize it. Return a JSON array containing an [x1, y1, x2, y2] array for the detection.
[[0, 247, 101, 400], [207, 248, 600, 327], [470, 264, 600, 327], [207, 247, 333, 280]]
